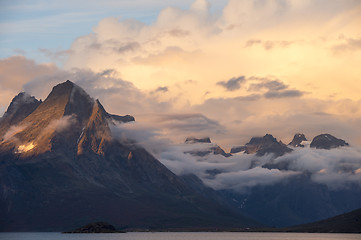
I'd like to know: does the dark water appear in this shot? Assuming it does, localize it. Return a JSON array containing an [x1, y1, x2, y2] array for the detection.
[[1, 232, 360, 240]]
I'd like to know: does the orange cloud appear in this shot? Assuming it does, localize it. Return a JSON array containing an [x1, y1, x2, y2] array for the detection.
[[63, 0, 361, 105]]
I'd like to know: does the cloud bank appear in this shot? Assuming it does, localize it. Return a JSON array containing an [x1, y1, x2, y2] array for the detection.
[[159, 141, 361, 192], [110, 119, 361, 192], [1, 54, 361, 149], [63, 0, 361, 103]]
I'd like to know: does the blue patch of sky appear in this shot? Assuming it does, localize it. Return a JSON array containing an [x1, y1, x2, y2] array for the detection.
[[0, 0, 227, 64]]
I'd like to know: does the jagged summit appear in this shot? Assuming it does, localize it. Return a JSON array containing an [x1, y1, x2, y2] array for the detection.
[[0, 80, 134, 156], [248, 134, 276, 145], [3, 92, 40, 117], [231, 134, 292, 157], [0, 92, 41, 137], [0, 81, 94, 155], [231, 133, 350, 156], [289, 133, 307, 147]]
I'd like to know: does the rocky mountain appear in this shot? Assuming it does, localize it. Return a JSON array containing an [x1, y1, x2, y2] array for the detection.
[[0, 92, 42, 138], [0, 81, 257, 231], [231, 133, 349, 156], [310, 134, 349, 149], [288, 133, 307, 147], [231, 134, 292, 157], [184, 137, 231, 157]]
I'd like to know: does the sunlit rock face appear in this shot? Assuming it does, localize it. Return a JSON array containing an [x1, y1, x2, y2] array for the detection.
[[0, 80, 135, 157], [0, 80, 91, 156], [0, 80, 255, 232], [16, 142, 35, 153]]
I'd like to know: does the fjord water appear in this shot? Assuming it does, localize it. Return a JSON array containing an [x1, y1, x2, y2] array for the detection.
[[1, 232, 360, 240]]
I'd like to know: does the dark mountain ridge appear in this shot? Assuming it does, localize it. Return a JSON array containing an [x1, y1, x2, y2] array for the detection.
[[283, 207, 361, 233], [218, 173, 361, 227]]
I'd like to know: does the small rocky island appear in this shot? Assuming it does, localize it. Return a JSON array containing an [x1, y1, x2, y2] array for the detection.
[[63, 222, 125, 233]]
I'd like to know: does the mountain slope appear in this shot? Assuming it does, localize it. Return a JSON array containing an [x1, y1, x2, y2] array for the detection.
[[284, 208, 361, 233], [0, 80, 257, 231]]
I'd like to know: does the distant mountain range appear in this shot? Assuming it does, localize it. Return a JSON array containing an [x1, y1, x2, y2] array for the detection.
[[230, 132, 349, 156], [180, 134, 361, 227], [186, 132, 350, 159], [0, 80, 360, 232]]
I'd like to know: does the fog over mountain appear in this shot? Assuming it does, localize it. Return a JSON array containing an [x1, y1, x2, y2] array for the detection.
[[114, 123, 361, 192], [110, 126, 361, 226]]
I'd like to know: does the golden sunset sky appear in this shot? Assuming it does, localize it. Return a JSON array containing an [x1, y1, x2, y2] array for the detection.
[[1, 0, 361, 148]]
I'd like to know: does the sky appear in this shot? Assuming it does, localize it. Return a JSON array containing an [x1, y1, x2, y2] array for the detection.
[[1, 0, 361, 150]]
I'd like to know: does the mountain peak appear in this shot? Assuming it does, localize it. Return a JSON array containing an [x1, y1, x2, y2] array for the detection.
[[0, 80, 136, 156], [231, 134, 292, 157], [310, 134, 349, 149], [289, 133, 307, 147], [248, 134, 277, 145], [48, 80, 74, 97], [46, 80, 91, 105], [0, 82, 99, 155], [3, 92, 40, 117], [0, 92, 41, 137]]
